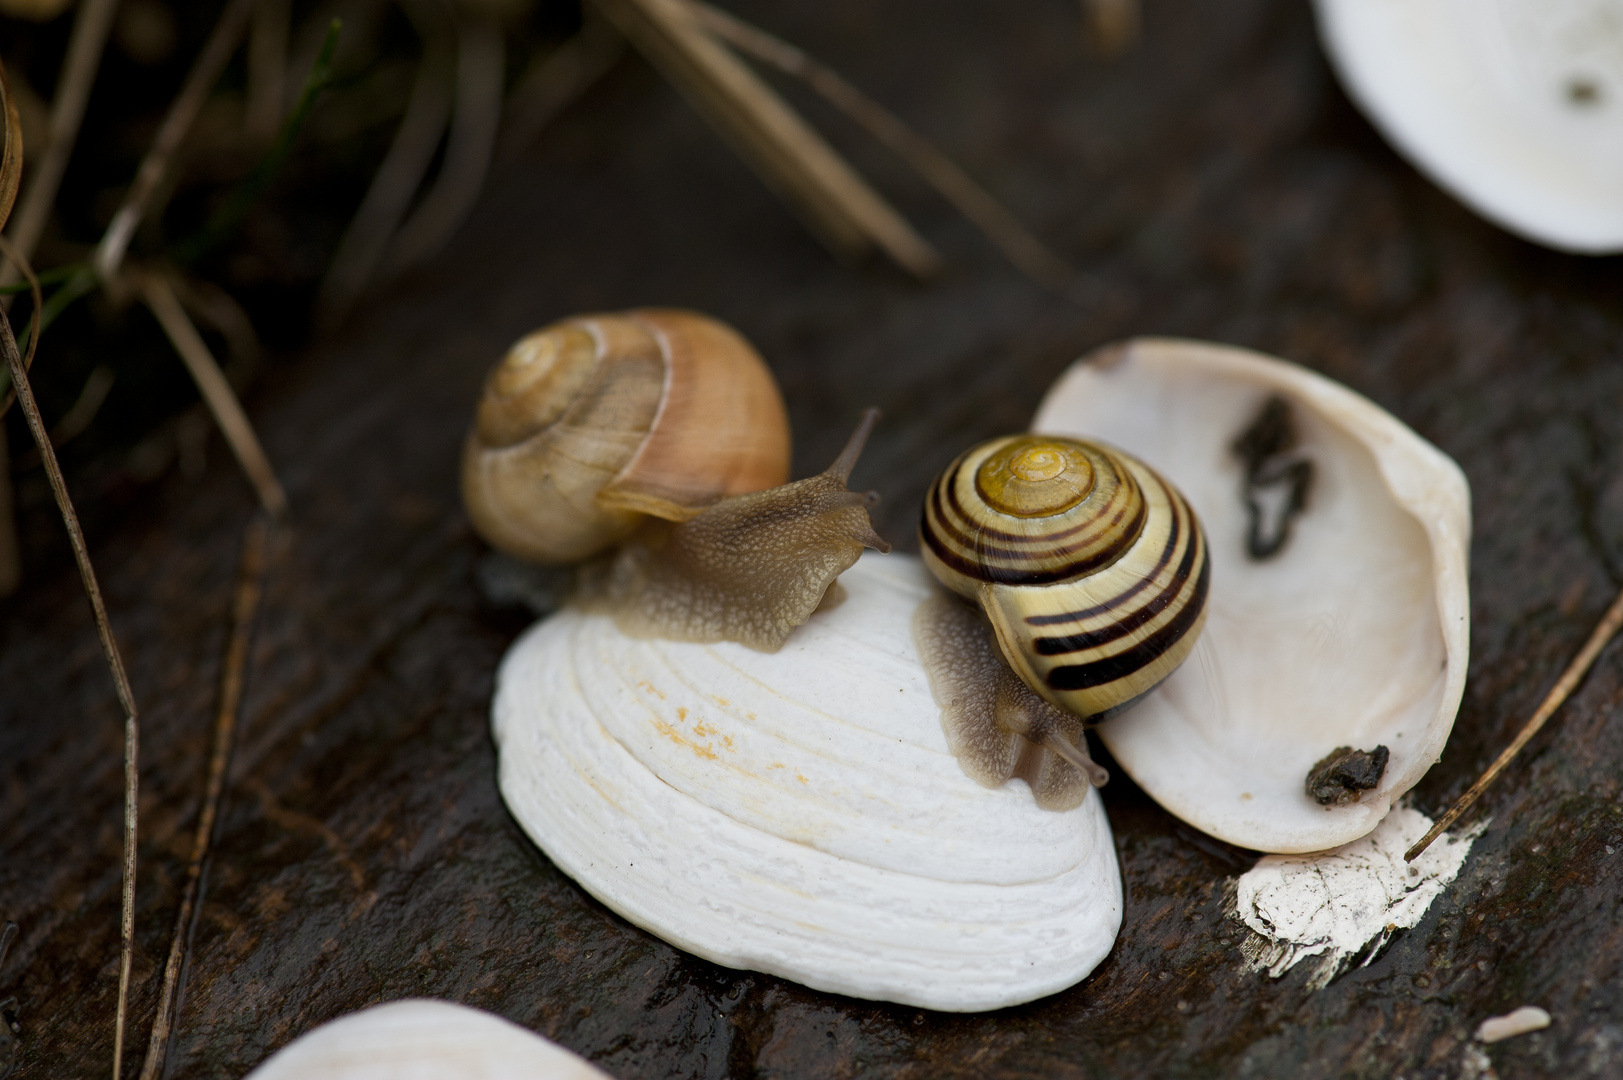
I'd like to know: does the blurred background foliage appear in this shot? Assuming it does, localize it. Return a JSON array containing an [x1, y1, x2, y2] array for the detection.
[[0, 0, 591, 571]]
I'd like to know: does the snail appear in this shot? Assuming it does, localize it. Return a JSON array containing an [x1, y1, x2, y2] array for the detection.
[[484, 334, 1469, 1013], [460, 308, 889, 651], [914, 434, 1211, 809]]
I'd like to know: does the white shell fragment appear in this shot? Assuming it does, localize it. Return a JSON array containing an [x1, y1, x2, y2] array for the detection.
[[1230, 807, 1480, 989], [1034, 338, 1470, 853], [493, 553, 1123, 1012], [244, 1000, 611, 1080], [1477, 1005, 1553, 1044], [1315, 0, 1623, 252]]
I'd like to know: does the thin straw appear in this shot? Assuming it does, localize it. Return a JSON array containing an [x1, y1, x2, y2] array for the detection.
[[0, 244, 140, 1080], [137, 513, 272, 1080], [136, 273, 289, 518], [1406, 580, 1623, 861], [94, 0, 257, 281]]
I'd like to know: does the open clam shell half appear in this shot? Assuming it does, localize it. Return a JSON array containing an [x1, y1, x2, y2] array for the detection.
[[1315, 0, 1623, 252], [1033, 338, 1470, 854], [494, 554, 1122, 1012]]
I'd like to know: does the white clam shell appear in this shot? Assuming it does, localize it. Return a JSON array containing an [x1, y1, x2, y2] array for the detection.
[[1033, 338, 1470, 854], [493, 553, 1122, 1012], [243, 999, 610, 1079], [1315, 0, 1623, 252]]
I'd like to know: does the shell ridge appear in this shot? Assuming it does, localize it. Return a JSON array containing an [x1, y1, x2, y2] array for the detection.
[[1025, 472, 1191, 648], [494, 558, 1124, 1008], [924, 441, 1147, 584], [577, 582, 1085, 881], [1045, 552, 1210, 691], [1034, 484, 1204, 666]]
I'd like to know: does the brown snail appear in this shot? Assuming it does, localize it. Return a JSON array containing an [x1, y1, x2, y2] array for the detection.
[[461, 308, 889, 651], [915, 435, 1210, 809]]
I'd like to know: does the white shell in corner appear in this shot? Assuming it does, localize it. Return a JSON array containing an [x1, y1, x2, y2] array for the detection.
[[1315, 0, 1623, 253], [243, 999, 610, 1079], [493, 552, 1122, 1012], [1033, 338, 1470, 854]]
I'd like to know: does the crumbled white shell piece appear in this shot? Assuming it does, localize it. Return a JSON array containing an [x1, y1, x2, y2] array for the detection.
[[1230, 807, 1479, 989], [1315, 0, 1623, 253], [243, 999, 610, 1080], [493, 553, 1123, 1012], [1034, 338, 1470, 853], [1477, 1005, 1553, 1043]]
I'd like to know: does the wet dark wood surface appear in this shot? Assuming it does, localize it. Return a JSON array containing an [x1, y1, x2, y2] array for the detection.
[[5, 0, 1623, 1076]]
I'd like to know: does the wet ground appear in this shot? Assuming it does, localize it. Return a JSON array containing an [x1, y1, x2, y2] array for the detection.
[[3, 0, 1623, 1076]]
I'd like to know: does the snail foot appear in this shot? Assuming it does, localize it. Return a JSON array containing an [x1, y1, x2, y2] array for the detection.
[[598, 410, 890, 651], [914, 590, 1105, 812]]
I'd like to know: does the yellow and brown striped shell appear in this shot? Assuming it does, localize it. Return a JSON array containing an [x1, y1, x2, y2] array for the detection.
[[920, 434, 1210, 721]]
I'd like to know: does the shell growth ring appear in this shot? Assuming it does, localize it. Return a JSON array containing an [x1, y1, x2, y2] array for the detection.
[[921, 435, 1211, 722]]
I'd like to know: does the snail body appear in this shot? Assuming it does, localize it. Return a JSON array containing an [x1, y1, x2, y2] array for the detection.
[[461, 309, 887, 651], [917, 434, 1210, 805]]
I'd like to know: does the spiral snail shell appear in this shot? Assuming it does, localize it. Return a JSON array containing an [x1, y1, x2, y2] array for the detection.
[[460, 308, 889, 651], [461, 308, 792, 565], [916, 434, 1210, 806]]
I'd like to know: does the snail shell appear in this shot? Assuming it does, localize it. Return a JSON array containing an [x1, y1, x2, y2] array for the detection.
[[915, 435, 1210, 804], [921, 434, 1211, 721], [461, 309, 791, 564]]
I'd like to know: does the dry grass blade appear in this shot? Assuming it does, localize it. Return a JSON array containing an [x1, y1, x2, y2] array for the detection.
[[593, 0, 940, 277], [317, 32, 454, 327], [171, 277, 262, 370], [53, 366, 117, 444], [137, 513, 272, 1080], [0, 60, 21, 232], [136, 273, 289, 518], [385, 20, 505, 276], [0, 62, 26, 595], [0, 223, 43, 597], [0, 0, 120, 282], [0, 238, 141, 1080], [94, 0, 258, 282], [11, 365, 116, 470], [1406, 580, 1623, 861], [49, 364, 116, 443], [497, 18, 625, 166], [687, 0, 1081, 297]]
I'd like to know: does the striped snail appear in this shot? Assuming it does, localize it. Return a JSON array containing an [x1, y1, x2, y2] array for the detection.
[[461, 308, 889, 651], [915, 434, 1210, 810]]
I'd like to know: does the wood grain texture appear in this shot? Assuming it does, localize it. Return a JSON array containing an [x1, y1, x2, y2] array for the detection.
[[4, 1, 1623, 1077]]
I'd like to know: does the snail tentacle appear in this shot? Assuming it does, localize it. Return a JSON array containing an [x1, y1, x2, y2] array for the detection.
[[595, 411, 891, 652]]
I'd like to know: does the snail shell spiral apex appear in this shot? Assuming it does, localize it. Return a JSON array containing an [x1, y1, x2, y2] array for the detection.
[[921, 435, 1210, 723]]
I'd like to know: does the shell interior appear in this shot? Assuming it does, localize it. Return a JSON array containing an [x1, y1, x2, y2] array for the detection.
[[493, 553, 1123, 1012], [1316, 0, 1623, 252], [1033, 337, 1469, 854]]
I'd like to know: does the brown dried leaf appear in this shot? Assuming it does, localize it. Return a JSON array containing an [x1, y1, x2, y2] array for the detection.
[[0, 57, 23, 233]]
